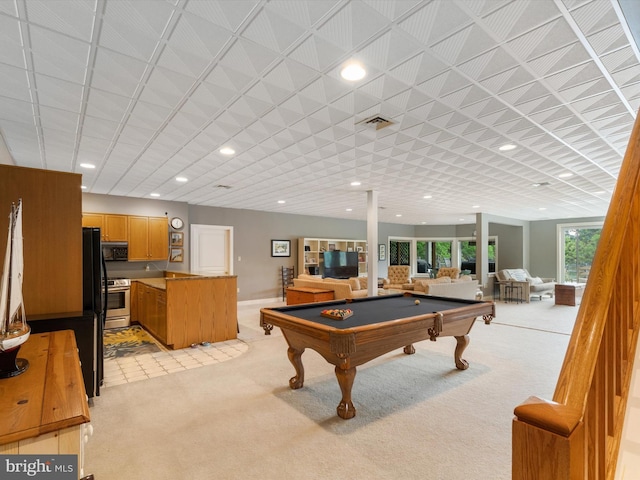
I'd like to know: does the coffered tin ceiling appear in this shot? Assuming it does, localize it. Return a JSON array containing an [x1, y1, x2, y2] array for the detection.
[[1, 0, 640, 225]]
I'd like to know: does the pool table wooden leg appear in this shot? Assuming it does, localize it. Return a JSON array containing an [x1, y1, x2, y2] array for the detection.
[[403, 344, 415, 354], [335, 366, 356, 419], [454, 334, 470, 370], [287, 346, 305, 389]]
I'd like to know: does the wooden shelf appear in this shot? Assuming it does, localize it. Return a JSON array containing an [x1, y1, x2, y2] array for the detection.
[[298, 237, 367, 277]]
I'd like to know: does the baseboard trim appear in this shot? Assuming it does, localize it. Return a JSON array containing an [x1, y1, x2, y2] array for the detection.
[[238, 297, 282, 307]]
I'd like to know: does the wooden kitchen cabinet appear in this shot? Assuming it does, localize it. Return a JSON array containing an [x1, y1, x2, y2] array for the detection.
[[130, 281, 138, 323], [137, 283, 167, 344], [82, 213, 128, 242], [128, 216, 169, 261], [134, 275, 237, 349]]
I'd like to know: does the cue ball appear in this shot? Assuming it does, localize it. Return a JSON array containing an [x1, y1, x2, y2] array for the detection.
[[415, 299, 420, 305]]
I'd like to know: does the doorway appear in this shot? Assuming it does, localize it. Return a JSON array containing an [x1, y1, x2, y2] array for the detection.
[[190, 224, 233, 275]]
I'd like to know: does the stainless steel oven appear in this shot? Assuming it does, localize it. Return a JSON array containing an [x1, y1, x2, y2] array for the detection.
[[103, 278, 130, 329]]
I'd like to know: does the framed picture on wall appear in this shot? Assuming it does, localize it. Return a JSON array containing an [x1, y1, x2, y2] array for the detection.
[[271, 239, 291, 257], [378, 244, 386, 261], [170, 232, 183, 247], [170, 248, 183, 262]]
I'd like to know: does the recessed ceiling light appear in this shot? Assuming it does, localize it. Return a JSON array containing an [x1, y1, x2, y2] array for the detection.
[[219, 147, 235, 155], [423, 195, 432, 199], [499, 144, 516, 151], [395, 214, 402, 217], [472, 205, 480, 209], [277, 200, 285, 204], [459, 218, 466, 222], [176, 176, 188, 182], [539, 207, 547, 210], [350, 181, 361, 186], [594, 190, 606, 195], [558, 172, 573, 178], [150, 193, 160, 197], [346, 208, 352, 212], [340, 62, 366, 81], [81, 185, 87, 190], [80, 163, 95, 169]]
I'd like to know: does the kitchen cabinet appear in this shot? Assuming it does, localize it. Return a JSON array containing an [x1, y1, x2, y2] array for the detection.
[[130, 281, 138, 323], [128, 216, 169, 261], [137, 283, 167, 344], [82, 213, 128, 242], [134, 274, 237, 349]]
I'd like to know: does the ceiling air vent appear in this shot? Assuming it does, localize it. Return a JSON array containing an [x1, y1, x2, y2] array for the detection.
[[215, 184, 232, 189], [358, 115, 394, 130]]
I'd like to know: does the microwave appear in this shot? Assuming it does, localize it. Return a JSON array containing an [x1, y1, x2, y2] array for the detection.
[[103, 242, 128, 262]]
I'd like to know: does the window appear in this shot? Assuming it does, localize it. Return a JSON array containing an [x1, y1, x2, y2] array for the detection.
[[415, 240, 452, 273], [389, 240, 411, 266], [559, 224, 602, 283], [459, 239, 496, 274]]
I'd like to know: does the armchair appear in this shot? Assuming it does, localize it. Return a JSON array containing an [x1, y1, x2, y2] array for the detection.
[[383, 266, 411, 290]]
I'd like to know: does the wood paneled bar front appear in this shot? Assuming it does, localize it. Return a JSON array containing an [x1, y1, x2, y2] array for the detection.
[[134, 272, 237, 349]]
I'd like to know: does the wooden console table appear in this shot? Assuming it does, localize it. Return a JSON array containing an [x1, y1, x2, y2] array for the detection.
[[0, 330, 91, 478], [286, 287, 334, 305], [555, 283, 586, 306]]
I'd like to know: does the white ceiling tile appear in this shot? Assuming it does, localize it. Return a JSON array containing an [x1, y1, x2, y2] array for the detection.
[[243, 7, 307, 53], [25, 0, 96, 41], [34, 75, 84, 112], [0, 15, 27, 68], [184, 0, 261, 32], [30, 26, 90, 83]]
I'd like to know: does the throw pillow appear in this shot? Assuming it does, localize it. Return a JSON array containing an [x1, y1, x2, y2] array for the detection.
[[348, 277, 361, 291], [510, 269, 527, 282], [527, 276, 543, 285]]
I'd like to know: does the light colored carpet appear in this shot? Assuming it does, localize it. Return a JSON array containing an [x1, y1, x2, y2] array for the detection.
[[84, 298, 577, 479]]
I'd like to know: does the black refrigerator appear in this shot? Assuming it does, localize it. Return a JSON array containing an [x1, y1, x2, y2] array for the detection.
[[82, 227, 107, 397], [30, 227, 106, 397]]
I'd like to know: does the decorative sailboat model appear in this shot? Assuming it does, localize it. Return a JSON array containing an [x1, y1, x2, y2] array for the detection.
[[0, 199, 30, 378]]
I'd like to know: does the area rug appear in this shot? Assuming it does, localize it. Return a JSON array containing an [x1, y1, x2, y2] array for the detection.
[[103, 325, 165, 359]]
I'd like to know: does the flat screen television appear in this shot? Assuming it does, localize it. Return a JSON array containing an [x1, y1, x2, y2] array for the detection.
[[323, 251, 358, 279]]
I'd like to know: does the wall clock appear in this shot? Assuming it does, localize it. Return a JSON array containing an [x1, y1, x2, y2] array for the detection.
[[170, 217, 184, 230]]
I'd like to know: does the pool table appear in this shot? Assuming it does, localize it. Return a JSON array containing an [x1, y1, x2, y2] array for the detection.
[[260, 293, 495, 419]]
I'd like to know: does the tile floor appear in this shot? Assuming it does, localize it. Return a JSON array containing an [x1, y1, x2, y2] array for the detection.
[[103, 339, 249, 387], [101, 300, 282, 388]]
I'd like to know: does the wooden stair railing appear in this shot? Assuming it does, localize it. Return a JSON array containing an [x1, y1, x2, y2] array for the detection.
[[512, 112, 640, 480]]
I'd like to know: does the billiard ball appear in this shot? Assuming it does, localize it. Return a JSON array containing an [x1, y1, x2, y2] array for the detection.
[[415, 299, 420, 305]]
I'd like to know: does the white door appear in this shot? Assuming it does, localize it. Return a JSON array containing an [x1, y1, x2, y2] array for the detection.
[[190, 224, 233, 275]]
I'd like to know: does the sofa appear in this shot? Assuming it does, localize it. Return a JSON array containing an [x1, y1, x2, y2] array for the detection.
[[412, 275, 481, 300], [495, 269, 556, 302], [293, 274, 369, 300]]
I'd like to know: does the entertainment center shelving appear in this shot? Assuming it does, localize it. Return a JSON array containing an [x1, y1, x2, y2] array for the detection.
[[298, 237, 367, 276]]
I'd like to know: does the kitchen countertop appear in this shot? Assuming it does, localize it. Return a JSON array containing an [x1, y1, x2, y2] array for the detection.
[[136, 278, 167, 289], [133, 273, 237, 290]]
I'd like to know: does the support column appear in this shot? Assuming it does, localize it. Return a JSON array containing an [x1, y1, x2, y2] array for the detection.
[[367, 190, 378, 297], [476, 213, 489, 292]]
